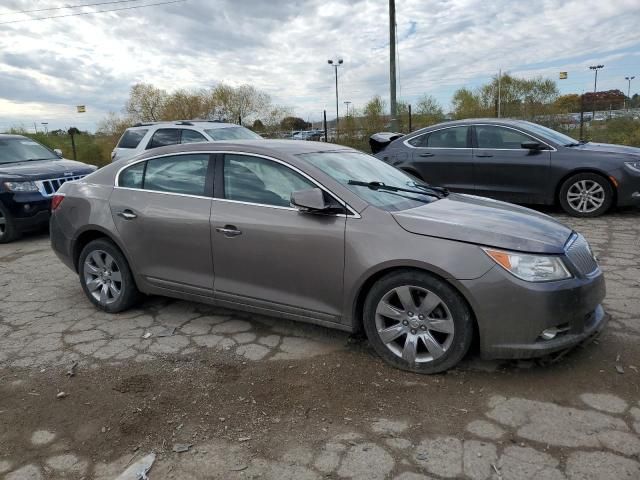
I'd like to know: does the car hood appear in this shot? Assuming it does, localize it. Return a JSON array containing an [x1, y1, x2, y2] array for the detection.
[[572, 142, 640, 157], [392, 194, 573, 254], [0, 158, 95, 180]]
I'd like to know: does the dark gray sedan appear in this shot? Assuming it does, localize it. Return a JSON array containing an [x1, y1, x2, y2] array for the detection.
[[50, 140, 606, 373], [373, 119, 640, 217]]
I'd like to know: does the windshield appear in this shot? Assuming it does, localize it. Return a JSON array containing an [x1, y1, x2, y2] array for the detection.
[[519, 122, 578, 146], [298, 151, 437, 211], [204, 126, 262, 141], [0, 137, 58, 164]]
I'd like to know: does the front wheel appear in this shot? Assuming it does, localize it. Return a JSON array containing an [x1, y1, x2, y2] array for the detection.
[[78, 239, 140, 313], [363, 270, 473, 374], [559, 173, 613, 217], [0, 203, 20, 244]]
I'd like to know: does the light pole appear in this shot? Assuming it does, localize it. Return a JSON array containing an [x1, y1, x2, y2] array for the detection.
[[625, 76, 635, 111], [589, 64, 604, 119], [328, 58, 343, 137], [344, 101, 351, 117]]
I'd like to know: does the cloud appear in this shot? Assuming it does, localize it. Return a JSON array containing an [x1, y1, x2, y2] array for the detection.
[[0, 0, 638, 131]]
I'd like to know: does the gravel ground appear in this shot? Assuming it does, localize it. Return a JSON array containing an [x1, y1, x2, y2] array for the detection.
[[0, 207, 639, 480]]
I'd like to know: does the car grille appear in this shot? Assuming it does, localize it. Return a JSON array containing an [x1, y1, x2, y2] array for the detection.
[[565, 233, 599, 276], [35, 175, 86, 197]]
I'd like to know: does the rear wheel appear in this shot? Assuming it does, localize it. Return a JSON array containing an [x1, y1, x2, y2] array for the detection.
[[0, 203, 20, 244], [559, 173, 613, 217], [78, 239, 140, 313], [363, 270, 473, 374]]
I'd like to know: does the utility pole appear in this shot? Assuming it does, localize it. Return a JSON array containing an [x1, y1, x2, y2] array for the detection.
[[328, 58, 343, 137], [497, 69, 502, 118], [589, 65, 604, 120], [389, 0, 398, 131], [625, 76, 635, 111]]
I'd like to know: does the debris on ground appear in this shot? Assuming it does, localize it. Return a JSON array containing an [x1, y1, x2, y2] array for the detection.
[[238, 436, 251, 442], [615, 364, 625, 374], [156, 327, 176, 338], [114, 452, 155, 480], [66, 361, 78, 377], [142, 332, 152, 339], [56, 391, 68, 399], [172, 443, 192, 453]]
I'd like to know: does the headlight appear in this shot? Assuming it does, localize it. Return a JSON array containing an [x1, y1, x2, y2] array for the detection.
[[625, 161, 640, 173], [4, 181, 39, 192], [483, 248, 572, 282]]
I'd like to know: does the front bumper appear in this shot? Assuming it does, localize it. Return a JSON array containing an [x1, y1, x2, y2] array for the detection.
[[0, 191, 51, 232], [461, 265, 606, 359]]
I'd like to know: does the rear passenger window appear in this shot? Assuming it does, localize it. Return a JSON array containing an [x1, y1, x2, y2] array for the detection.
[[407, 134, 427, 147], [117, 129, 148, 149], [147, 129, 180, 149], [144, 154, 209, 196], [424, 127, 468, 148], [119, 162, 144, 188]]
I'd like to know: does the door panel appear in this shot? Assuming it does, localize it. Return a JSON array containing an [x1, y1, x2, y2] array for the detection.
[[110, 189, 214, 294], [472, 125, 551, 204], [406, 126, 474, 193], [211, 201, 346, 317]]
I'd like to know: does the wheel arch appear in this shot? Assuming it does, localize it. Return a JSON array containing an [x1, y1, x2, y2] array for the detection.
[[555, 168, 618, 206], [72, 226, 135, 274], [349, 266, 480, 347]]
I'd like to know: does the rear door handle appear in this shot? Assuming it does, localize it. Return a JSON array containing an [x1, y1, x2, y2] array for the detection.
[[419, 152, 435, 157], [475, 154, 493, 158], [117, 209, 137, 220], [215, 225, 242, 237]]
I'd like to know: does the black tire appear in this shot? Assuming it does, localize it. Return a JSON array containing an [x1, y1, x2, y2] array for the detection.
[[0, 202, 20, 244], [559, 173, 613, 217], [363, 269, 473, 374], [78, 238, 140, 313]]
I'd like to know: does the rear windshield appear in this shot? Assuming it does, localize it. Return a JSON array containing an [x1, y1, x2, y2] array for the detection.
[[117, 129, 148, 148], [204, 127, 261, 141]]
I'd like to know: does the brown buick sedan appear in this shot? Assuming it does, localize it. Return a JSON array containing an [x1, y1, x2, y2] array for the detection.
[[50, 140, 606, 373]]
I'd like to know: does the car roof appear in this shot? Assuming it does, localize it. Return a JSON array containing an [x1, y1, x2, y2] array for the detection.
[[126, 121, 242, 130], [417, 118, 537, 129]]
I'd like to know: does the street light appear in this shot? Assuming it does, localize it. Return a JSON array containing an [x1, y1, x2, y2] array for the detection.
[[344, 101, 352, 117], [328, 58, 343, 136], [625, 76, 635, 111], [589, 64, 604, 119]]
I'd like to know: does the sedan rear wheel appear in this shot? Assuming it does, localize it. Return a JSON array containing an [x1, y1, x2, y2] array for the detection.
[[559, 173, 613, 217], [78, 239, 140, 313], [363, 270, 473, 374]]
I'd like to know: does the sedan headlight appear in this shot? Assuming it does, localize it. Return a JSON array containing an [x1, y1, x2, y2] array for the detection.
[[4, 181, 39, 192], [624, 161, 640, 173], [483, 248, 572, 282]]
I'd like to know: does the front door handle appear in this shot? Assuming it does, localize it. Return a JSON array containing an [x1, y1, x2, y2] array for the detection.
[[215, 225, 242, 237], [475, 154, 493, 158], [419, 152, 435, 157], [118, 209, 137, 220]]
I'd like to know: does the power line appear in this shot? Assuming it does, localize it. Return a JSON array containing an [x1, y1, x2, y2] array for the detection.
[[0, 0, 145, 16], [0, 0, 185, 25]]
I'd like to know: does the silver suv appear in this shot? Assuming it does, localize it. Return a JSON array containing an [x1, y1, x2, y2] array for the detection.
[[111, 121, 261, 162]]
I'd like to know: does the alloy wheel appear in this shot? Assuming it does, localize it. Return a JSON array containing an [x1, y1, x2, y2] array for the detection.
[[0, 209, 5, 237], [566, 180, 605, 214], [83, 250, 123, 305], [374, 285, 455, 364]]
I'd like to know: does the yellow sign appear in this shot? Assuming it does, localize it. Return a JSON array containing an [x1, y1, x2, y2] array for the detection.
[[77, 105, 86, 113], [559, 72, 568, 80]]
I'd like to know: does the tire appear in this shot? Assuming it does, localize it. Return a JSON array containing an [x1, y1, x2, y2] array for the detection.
[[363, 270, 473, 374], [559, 173, 613, 217], [78, 238, 140, 313], [0, 202, 20, 244]]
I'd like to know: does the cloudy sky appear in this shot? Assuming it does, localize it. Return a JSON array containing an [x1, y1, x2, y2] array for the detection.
[[0, 0, 638, 132]]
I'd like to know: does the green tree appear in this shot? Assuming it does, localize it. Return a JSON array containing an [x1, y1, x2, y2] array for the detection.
[[280, 116, 310, 131], [362, 95, 386, 133], [414, 94, 445, 128], [555, 94, 582, 113], [452, 87, 483, 119], [125, 83, 167, 122]]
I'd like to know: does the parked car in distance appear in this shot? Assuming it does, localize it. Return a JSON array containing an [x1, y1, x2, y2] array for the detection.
[[372, 119, 640, 217], [51, 140, 606, 374], [0, 134, 96, 243], [111, 120, 262, 162]]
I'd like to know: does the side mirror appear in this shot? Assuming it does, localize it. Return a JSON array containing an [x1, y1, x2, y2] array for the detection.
[[291, 188, 328, 212], [53, 148, 63, 158], [521, 141, 544, 150]]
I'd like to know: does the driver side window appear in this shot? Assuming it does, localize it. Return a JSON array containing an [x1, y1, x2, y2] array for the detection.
[[223, 154, 315, 208]]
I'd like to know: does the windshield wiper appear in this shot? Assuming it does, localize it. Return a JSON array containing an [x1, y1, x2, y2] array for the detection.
[[409, 181, 449, 196], [347, 180, 446, 199]]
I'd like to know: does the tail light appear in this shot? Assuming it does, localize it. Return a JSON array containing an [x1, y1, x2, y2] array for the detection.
[[51, 194, 65, 211]]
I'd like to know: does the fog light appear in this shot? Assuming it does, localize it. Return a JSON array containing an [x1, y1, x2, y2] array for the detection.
[[540, 328, 558, 340], [23, 204, 32, 212]]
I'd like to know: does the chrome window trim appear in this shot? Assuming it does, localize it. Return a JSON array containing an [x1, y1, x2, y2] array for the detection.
[[472, 123, 557, 152], [402, 125, 471, 150], [114, 150, 360, 218]]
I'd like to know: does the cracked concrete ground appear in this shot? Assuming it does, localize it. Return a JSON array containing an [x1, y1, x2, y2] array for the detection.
[[1, 208, 639, 479]]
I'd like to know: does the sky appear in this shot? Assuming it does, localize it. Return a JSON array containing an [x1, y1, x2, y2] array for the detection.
[[0, 0, 639, 132]]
